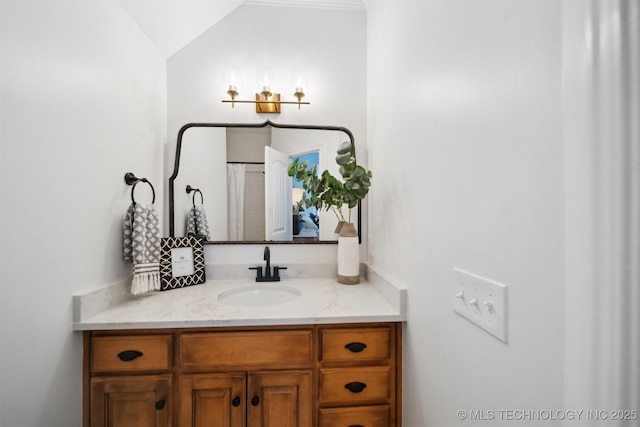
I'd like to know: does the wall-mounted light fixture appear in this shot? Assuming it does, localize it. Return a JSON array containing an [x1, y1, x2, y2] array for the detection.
[[222, 67, 310, 113]]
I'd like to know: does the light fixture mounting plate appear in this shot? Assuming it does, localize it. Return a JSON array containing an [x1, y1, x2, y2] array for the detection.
[[255, 93, 281, 113]]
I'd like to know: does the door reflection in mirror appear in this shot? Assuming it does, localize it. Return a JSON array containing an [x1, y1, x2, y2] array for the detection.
[[291, 151, 319, 241], [265, 146, 292, 241]]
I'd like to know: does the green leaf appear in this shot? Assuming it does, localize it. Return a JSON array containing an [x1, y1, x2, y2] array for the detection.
[[336, 152, 351, 166], [286, 140, 371, 220], [336, 140, 352, 155]]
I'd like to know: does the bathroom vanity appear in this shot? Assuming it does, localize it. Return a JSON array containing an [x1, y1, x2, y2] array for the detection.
[[75, 119, 405, 425], [74, 269, 406, 427]]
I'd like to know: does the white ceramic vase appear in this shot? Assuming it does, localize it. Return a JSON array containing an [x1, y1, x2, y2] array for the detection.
[[337, 222, 359, 284]]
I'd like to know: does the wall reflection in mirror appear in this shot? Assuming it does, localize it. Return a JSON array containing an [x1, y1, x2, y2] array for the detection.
[[169, 122, 359, 244]]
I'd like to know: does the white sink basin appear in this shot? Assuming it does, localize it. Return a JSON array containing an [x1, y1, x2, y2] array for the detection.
[[217, 284, 301, 307]]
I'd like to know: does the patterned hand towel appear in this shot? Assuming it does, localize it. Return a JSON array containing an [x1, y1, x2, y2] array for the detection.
[[186, 205, 210, 240], [123, 203, 161, 295]]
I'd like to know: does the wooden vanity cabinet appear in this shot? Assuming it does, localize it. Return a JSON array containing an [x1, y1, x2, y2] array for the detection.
[[178, 370, 312, 427], [317, 324, 401, 427], [85, 333, 174, 426], [90, 374, 172, 427], [177, 330, 313, 427], [83, 323, 401, 427]]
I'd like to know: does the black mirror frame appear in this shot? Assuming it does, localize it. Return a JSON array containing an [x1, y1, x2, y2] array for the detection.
[[169, 119, 362, 244]]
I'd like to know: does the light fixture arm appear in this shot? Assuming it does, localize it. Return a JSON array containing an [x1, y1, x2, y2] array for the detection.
[[221, 99, 310, 106], [222, 93, 310, 113]]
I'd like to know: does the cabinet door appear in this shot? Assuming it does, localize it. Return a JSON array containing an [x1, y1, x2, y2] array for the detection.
[[90, 374, 171, 427], [247, 370, 312, 427], [179, 373, 246, 427]]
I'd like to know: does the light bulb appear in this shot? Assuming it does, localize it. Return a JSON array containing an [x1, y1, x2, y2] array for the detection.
[[222, 66, 242, 102], [257, 68, 274, 98], [291, 69, 308, 104]]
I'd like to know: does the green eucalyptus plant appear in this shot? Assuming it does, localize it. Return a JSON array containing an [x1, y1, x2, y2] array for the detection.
[[288, 140, 372, 224]]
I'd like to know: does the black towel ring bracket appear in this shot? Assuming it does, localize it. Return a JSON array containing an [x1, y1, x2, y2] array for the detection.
[[124, 172, 155, 204], [186, 185, 204, 207]]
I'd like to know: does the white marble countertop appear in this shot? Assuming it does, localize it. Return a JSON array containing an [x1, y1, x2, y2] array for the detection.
[[73, 265, 407, 331]]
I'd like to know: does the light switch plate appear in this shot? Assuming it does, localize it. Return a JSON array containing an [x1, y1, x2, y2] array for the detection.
[[452, 268, 508, 343]]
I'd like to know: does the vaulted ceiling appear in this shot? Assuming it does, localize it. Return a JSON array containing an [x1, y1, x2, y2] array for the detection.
[[119, 0, 365, 57]]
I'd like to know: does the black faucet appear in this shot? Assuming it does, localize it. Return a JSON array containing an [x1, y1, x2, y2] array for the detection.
[[264, 246, 271, 278], [249, 245, 286, 282]]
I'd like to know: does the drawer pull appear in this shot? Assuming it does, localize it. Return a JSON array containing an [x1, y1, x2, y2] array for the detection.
[[251, 396, 260, 406], [349, 425, 364, 427], [344, 381, 367, 393], [232, 396, 241, 407], [117, 350, 143, 361], [345, 342, 367, 353], [155, 399, 165, 410]]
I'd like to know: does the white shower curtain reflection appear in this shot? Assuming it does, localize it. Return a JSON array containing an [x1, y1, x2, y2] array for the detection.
[[227, 164, 246, 241]]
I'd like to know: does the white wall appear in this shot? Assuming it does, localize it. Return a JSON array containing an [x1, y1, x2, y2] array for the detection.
[[0, 2, 166, 425], [166, 4, 367, 259], [173, 127, 227, 239], [366, 2, 565, 426]]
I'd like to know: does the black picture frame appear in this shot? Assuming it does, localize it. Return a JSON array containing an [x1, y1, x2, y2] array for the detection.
[[159, 235, 206, 291]]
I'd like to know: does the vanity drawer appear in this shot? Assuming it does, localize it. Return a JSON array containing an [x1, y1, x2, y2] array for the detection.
[[91, 335, 173, 373], [320, 327, 390, 362], [319, 366, 390, 404], [180, 330, 313, 369], [318, 405, 390, 427]]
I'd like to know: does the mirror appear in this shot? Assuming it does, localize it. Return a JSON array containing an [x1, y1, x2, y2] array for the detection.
[[169, 120, 361, 244]]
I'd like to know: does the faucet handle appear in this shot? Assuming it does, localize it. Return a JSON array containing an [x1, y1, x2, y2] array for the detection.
[[273, 266, 287, 279]]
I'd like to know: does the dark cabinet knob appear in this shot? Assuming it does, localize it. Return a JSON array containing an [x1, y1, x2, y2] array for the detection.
[[155, 399, 165, 410], [345, 342, 367, 353], [232, 396, 241, 407], [344, 381, 367, 393], [251, 396, 260, 406], [117, 350, 143, 361]]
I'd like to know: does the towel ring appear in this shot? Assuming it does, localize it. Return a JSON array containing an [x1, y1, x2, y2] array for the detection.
[[186, 185, 204, 206], [125, 172, 156, 204]]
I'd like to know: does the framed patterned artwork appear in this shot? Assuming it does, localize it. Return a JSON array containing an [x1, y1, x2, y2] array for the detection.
[[159, 235, 206, 290]]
